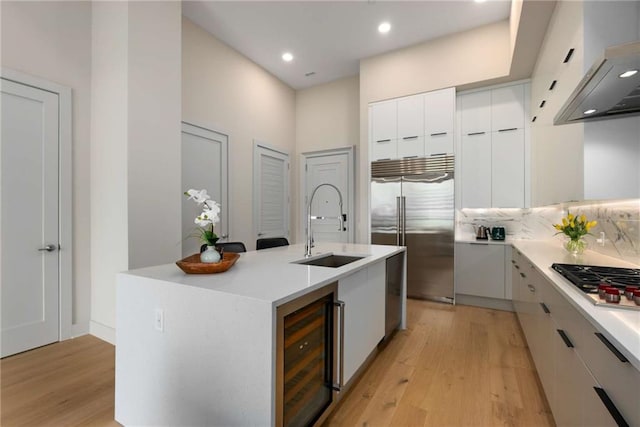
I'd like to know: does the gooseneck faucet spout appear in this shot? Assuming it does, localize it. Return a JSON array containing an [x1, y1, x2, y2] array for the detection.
[[305, 183, 345, 257]]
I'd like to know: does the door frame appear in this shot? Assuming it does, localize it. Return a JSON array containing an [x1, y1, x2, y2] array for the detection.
[[1, 68, 73, 341], [181, 121, 230, 243], [299, 146, 355, 243], [252, 140, 290, 241]]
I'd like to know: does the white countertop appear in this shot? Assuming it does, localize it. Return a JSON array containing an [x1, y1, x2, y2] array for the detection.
[[512, 240, 640, 371], [120, 243, 405, 306], [456, 237, 512, 245]]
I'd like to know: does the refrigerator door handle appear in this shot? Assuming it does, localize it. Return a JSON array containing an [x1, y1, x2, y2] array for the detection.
[[401, 196, 407, 246], [396, 197, 401, 246]]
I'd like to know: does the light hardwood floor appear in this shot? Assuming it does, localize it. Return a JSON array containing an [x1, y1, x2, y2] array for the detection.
[[1, 300, 554, 426]]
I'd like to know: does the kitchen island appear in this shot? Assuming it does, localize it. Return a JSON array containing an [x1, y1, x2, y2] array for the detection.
[[115, 243, 406, 426]]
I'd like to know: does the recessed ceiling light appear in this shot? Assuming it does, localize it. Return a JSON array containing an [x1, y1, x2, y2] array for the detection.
[[619, 70, 638, 78], [378, 22, 391, 34], [282, 52, 293, 62], [583, 109, 597, 115], [474, 0, 487, 3]]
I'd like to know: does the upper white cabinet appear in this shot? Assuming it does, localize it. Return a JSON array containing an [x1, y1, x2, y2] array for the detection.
[[424, 88, 455, 156], [460, 90, 491, 135], [459, 82, 529, 208], [491, 85, 524, 132], [369, 87, 455, 161], [371, 101, 397, 142]]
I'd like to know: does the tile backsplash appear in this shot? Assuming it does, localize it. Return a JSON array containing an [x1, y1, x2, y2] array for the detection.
[[457, 199, 640, 264]]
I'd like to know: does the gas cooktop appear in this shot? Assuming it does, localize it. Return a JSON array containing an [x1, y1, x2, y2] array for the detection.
[[551, 263, 640, 311]]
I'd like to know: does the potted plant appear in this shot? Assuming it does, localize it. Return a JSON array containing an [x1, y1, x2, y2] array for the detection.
[[185, 189, 221, 263]]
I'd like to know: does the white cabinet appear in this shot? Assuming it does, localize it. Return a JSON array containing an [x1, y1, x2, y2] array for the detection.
[[454, 243, 505, 299], [491, 85, 525, 132], [491, 128, 525, 207], [371, 138, 397, 161], [512, 247, 638, 427], [371, 102, 397, 142], [424, 88, 455, 156], [461, 132, 491, 208], [370, 87, 456, 161], [397, 95, 425, 159], [460, 91, 491, 135], [338, 261, 385, 384], [459, 82, 529, 208]]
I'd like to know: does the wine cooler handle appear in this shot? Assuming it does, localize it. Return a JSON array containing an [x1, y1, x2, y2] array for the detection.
[[396, 197, 401, 246], [401, 196, 406, 247], [333, 300, 346, 392]]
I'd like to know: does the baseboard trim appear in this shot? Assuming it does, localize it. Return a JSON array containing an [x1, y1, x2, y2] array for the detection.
[[71, 323, 89, 338], [455, 294, 514, 312], [90, 321, 116, 345]]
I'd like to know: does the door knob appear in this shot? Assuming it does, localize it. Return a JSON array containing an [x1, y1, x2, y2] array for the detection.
[[38, 244, 56, 252]]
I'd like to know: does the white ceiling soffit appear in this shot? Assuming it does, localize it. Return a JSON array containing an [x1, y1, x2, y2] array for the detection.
[[182, 1, 512, 90]]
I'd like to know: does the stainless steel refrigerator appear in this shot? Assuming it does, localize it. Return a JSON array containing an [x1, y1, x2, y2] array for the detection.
[[371, 155, 454, 303]]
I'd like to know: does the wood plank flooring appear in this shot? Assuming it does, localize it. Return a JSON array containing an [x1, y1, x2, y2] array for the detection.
[[1, 300, 554, 426], [1, 335, 118, 427], [324, 299, 555, 427]]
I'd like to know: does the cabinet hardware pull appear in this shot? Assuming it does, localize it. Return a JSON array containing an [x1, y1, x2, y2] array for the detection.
[[519, 272, 526, 278], [594, 333, 628, 363], [528, 284, 535, 293], [539, 100, 546, 108], [511, 260, 516, 264], [430, 132, 447, 136], [402, 136, 418, 140], [498, 128, 518, 132], [403, 156, 419, 159], [563, 48, 575, 63], [377, 139, 391, 143], [515, 265, 520, 269], [593, 387, 629, 427], [332, 300, 346, 392], [430, 152, 447, 157], [549, 80, 557, 91], [467, 131, 486, 136], [557, 329, 574, 348], [377, 158, 391, 161], [540, 302, 550, 314], [531, 116, 537, 123]]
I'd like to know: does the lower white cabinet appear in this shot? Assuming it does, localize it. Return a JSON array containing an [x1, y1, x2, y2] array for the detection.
[[338, 260, 385, 384], [512, 247, 638, 427], [454, 243, 505, 299]]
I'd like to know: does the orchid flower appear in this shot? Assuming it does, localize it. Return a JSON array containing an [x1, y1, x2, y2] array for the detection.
[[185, 188, 221, 246], [184, 189, 211, 205]]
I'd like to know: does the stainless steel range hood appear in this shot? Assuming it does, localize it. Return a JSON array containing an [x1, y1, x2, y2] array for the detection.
[[555, 41, 640, 125]]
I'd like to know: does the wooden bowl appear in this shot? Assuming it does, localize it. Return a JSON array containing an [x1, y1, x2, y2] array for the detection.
[[176, 252, 240, 274]]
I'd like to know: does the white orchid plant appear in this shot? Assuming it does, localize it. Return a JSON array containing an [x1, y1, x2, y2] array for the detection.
[[184, 189, 221, 246]]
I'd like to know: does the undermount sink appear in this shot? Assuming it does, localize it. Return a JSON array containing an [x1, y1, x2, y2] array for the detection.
[[293, 254, 365, 268]]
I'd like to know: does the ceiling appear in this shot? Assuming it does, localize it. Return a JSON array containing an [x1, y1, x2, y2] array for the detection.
[[182, 1, 513, 90]]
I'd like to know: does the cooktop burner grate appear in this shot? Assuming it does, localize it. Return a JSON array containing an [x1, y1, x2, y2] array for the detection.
[[551, 263, 640, 311]]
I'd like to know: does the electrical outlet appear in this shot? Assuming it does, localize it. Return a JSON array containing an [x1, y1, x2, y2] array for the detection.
[[154, 308, 164, 332], [597, 231, 606, 247]]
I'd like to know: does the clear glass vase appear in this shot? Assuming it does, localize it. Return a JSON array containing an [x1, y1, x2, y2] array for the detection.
[[565, 238, 587, 255]]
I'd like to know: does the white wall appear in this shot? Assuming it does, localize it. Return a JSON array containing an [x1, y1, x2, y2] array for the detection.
[[295, 75, 359, 154], [1, 1, 92, 335], [90, 1, 129, 342], [127, 2, 182, 269], [90, 1, 182, 343], [182, 17, 296, 250]]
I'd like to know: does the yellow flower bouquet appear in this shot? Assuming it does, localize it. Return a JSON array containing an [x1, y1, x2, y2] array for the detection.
[[553, 212, 597, 255]]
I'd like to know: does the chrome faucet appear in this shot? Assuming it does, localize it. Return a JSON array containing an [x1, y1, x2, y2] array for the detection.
[[305, 183, 346, 257]]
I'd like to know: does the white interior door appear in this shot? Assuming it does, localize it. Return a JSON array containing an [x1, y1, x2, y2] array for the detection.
[[181, 123, 228, 257], [253, 143, 289, 241], [302, 149, 354, 244], [1, 78, 60, 357]]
